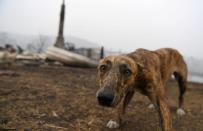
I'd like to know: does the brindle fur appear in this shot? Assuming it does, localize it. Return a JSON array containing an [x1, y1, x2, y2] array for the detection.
[[97, 48, 188, 131]]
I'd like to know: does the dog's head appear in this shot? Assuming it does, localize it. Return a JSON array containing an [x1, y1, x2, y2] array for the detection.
[[96, 55, 140, 107]]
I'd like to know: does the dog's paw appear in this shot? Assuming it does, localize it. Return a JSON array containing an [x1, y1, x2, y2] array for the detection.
[[148, 104, 155, 109], [177, 108, 186, 116], [106, 120, 119, 129]]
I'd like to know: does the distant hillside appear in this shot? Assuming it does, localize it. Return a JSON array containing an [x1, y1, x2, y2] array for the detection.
[[0, 32, 100, 50], [185, 57, 203, 76], [185, 57, 203, 83]]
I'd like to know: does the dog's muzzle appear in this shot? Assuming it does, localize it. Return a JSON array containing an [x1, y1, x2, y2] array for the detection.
[[97, 89, 115, 107]]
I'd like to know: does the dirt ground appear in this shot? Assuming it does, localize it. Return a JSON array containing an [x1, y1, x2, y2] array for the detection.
[[0, 64, 202, 131]]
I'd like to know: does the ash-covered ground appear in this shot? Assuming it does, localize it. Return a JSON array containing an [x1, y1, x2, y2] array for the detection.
[[0, 65, 202, 131]]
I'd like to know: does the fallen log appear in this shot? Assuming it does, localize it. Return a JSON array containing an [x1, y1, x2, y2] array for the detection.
[[0, 51, 46, 62], [16, 53, 46, 60], [46, 46, 98, 68], [0, 51, 17, 63]]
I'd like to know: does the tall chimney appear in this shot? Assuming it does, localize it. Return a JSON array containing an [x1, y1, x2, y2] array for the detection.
[[54, 0, 65, 48]]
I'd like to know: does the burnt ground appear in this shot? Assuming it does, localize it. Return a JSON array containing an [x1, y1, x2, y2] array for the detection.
[[0, 65, 202, 131]]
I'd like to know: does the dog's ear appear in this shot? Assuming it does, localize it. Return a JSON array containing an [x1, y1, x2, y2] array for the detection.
[[136, 62, 144, 70], [136, 62, 145, 77]]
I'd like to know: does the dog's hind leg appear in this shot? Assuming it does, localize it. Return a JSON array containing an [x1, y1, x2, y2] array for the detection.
[[174, 71, 187, 116]]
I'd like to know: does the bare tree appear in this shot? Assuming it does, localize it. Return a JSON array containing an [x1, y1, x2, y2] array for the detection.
[[26, 34, 48, 53], [26, 42, 36, 52], [37, 35, 47, 53]]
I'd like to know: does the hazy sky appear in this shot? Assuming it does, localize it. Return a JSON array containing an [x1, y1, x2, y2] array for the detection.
[[0, 0, 203, 58]]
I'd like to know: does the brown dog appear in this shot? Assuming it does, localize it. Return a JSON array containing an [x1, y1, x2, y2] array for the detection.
[[96, 48, 187, 131]]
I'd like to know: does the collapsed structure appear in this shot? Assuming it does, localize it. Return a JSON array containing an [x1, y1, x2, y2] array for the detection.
[[0, 0, 99, 68]]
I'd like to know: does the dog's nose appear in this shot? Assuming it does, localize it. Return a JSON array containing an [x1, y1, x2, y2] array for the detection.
[[97, 90, 115, 107]]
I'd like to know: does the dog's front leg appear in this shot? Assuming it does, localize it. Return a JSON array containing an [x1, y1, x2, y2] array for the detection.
[[148, 88, 172, 131], [157, 96, 172, 131], [106, 101, 123, 128], [106, 91, 134, 129]]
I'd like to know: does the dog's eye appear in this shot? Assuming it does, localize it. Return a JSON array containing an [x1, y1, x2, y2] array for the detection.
[[124, 69, 132, 76], [100, 65, 107, 71]]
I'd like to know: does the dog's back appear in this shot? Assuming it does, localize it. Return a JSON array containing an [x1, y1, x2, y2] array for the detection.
[[128, 48, 188, 83]]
